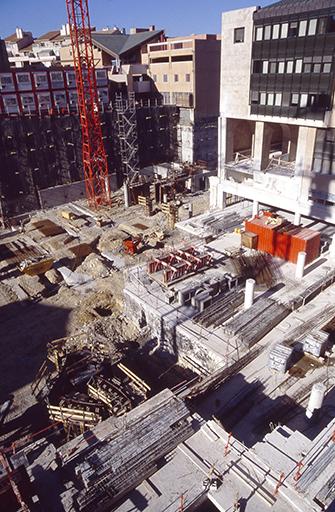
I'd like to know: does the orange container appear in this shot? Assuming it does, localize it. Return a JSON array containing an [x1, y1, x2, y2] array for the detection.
[[288, 228, 320, 264], [245, 217, 277, 254], [245, 216, 320, 264]]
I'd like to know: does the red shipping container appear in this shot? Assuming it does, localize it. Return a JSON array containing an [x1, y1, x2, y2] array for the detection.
[[245, 217, 279, 255], [288, 228, 320, 264], [245, 216, 320, 265]]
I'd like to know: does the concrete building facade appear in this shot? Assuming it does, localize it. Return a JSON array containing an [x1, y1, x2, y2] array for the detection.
[[145, 35, 221, 168], [211, 0, 335, 224]]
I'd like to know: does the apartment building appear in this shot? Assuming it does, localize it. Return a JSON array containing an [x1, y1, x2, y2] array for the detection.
[[0, 68, 109, 114], [4, 25, 71, 68], [145, 34, 221, 168], [60, 27, 164, 96], [4, 28, 34, 68], [211, 0, 335, 224]]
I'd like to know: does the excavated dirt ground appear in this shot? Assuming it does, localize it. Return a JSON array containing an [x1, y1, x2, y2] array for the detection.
[[0, 191, 209, 445]]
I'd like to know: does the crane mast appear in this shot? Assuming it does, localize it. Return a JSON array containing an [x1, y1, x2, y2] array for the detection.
[[65, 0, 111, 207]]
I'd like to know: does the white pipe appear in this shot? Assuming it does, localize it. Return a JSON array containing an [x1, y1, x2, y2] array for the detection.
[[244, 278, 255, 309], [293, 211, 301, 226], [295, 251, 306, 280], [124, 182, 129, 208], [252, 200, 259, 218], [306, 383, 326, 419], [330, 234, 335, 259]]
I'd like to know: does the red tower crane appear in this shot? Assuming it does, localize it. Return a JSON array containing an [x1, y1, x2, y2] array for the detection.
[[65, 0, 110, 208]]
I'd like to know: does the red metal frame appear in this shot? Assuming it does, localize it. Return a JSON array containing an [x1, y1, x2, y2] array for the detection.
[[147, 247, 213, 284], [66, 0, 110, 208]]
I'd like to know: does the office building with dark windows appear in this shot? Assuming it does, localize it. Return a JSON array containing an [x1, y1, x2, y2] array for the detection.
[[211, 0, 335, 224]]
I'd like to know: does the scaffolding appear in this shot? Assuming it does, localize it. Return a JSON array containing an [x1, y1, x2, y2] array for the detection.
[[115, 92, 140, 184]]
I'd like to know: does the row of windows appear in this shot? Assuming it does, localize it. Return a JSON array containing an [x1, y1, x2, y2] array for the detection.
[[254, 16, 335, 41], [251, 91, 329, 108], [253, 56, 333, 74], [161, 91, 193, 107], [152, 73, 191, 83], [150, 55, 193, 64]]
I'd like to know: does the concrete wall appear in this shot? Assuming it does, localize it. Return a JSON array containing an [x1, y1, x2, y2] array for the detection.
[[220, 7, 256, 119], [38, 180, 87, 208], [60, 45, 111, 68], [194, 39, 221, 119]]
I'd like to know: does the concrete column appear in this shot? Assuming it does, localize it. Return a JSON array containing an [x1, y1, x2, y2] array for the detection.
[[253, 122, 273, 171], [293, 211, 301, 226], [294, 127, 317, 204], [295, 251, 306, 280], [252, 200, 259, 218], [218, 116, 234, 180], [244, 278, 255, 309]]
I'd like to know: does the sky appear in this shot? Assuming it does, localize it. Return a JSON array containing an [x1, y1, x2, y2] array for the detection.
[[0, 0, 269, 39]]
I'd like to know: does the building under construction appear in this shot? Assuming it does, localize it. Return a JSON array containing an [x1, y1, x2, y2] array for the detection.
[[1, 0, 335, 511]]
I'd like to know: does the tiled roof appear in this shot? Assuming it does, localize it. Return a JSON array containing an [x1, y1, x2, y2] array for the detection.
[[36, 30, 60, 41], [91, 30, 163, 57]]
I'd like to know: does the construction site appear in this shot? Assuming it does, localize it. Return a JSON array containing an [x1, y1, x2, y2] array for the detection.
[[1, 0, 335, 511]]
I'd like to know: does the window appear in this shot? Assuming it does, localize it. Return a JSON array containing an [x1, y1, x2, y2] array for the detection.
[[260, 92, 266, 105], [171, 55, 193, 62], [253, 60, 262, 73], [234, 27, 245, 43], [313, 63, 321, 73], [185, 73, 191, 82], [323, 62, 332, 73], [288, 22, 299, 37], [267, 93, 274, 106], [303, 63, 312, 73], [174, 74, 179, 82], [282, 92, 290, 107], [269, 62, 277, 73], [278, 62, 285, 74], [255, 26, 263, 41], [264, 25, 271, 40], [291, 93, 299, 106], [300, 94, 308, 107], [151, 57, 169, 63], [286, 61, 294, 73], [163, 74, 168, 82], [0, 76, 13, 86], [299, 20, 307, 36], [251, 91, 259, 104], [308, 19, 317, 35], [275, 93, 282, 106], [262, 61, 269, 73], [295, 59, 303, 73], [51, 72, 63, 81], [152, 74, 157, 82], [17, 74, 30, 83], [281, 23, 288, 38], [272, 24, 280, 39], [327, 15, 335, 33]]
